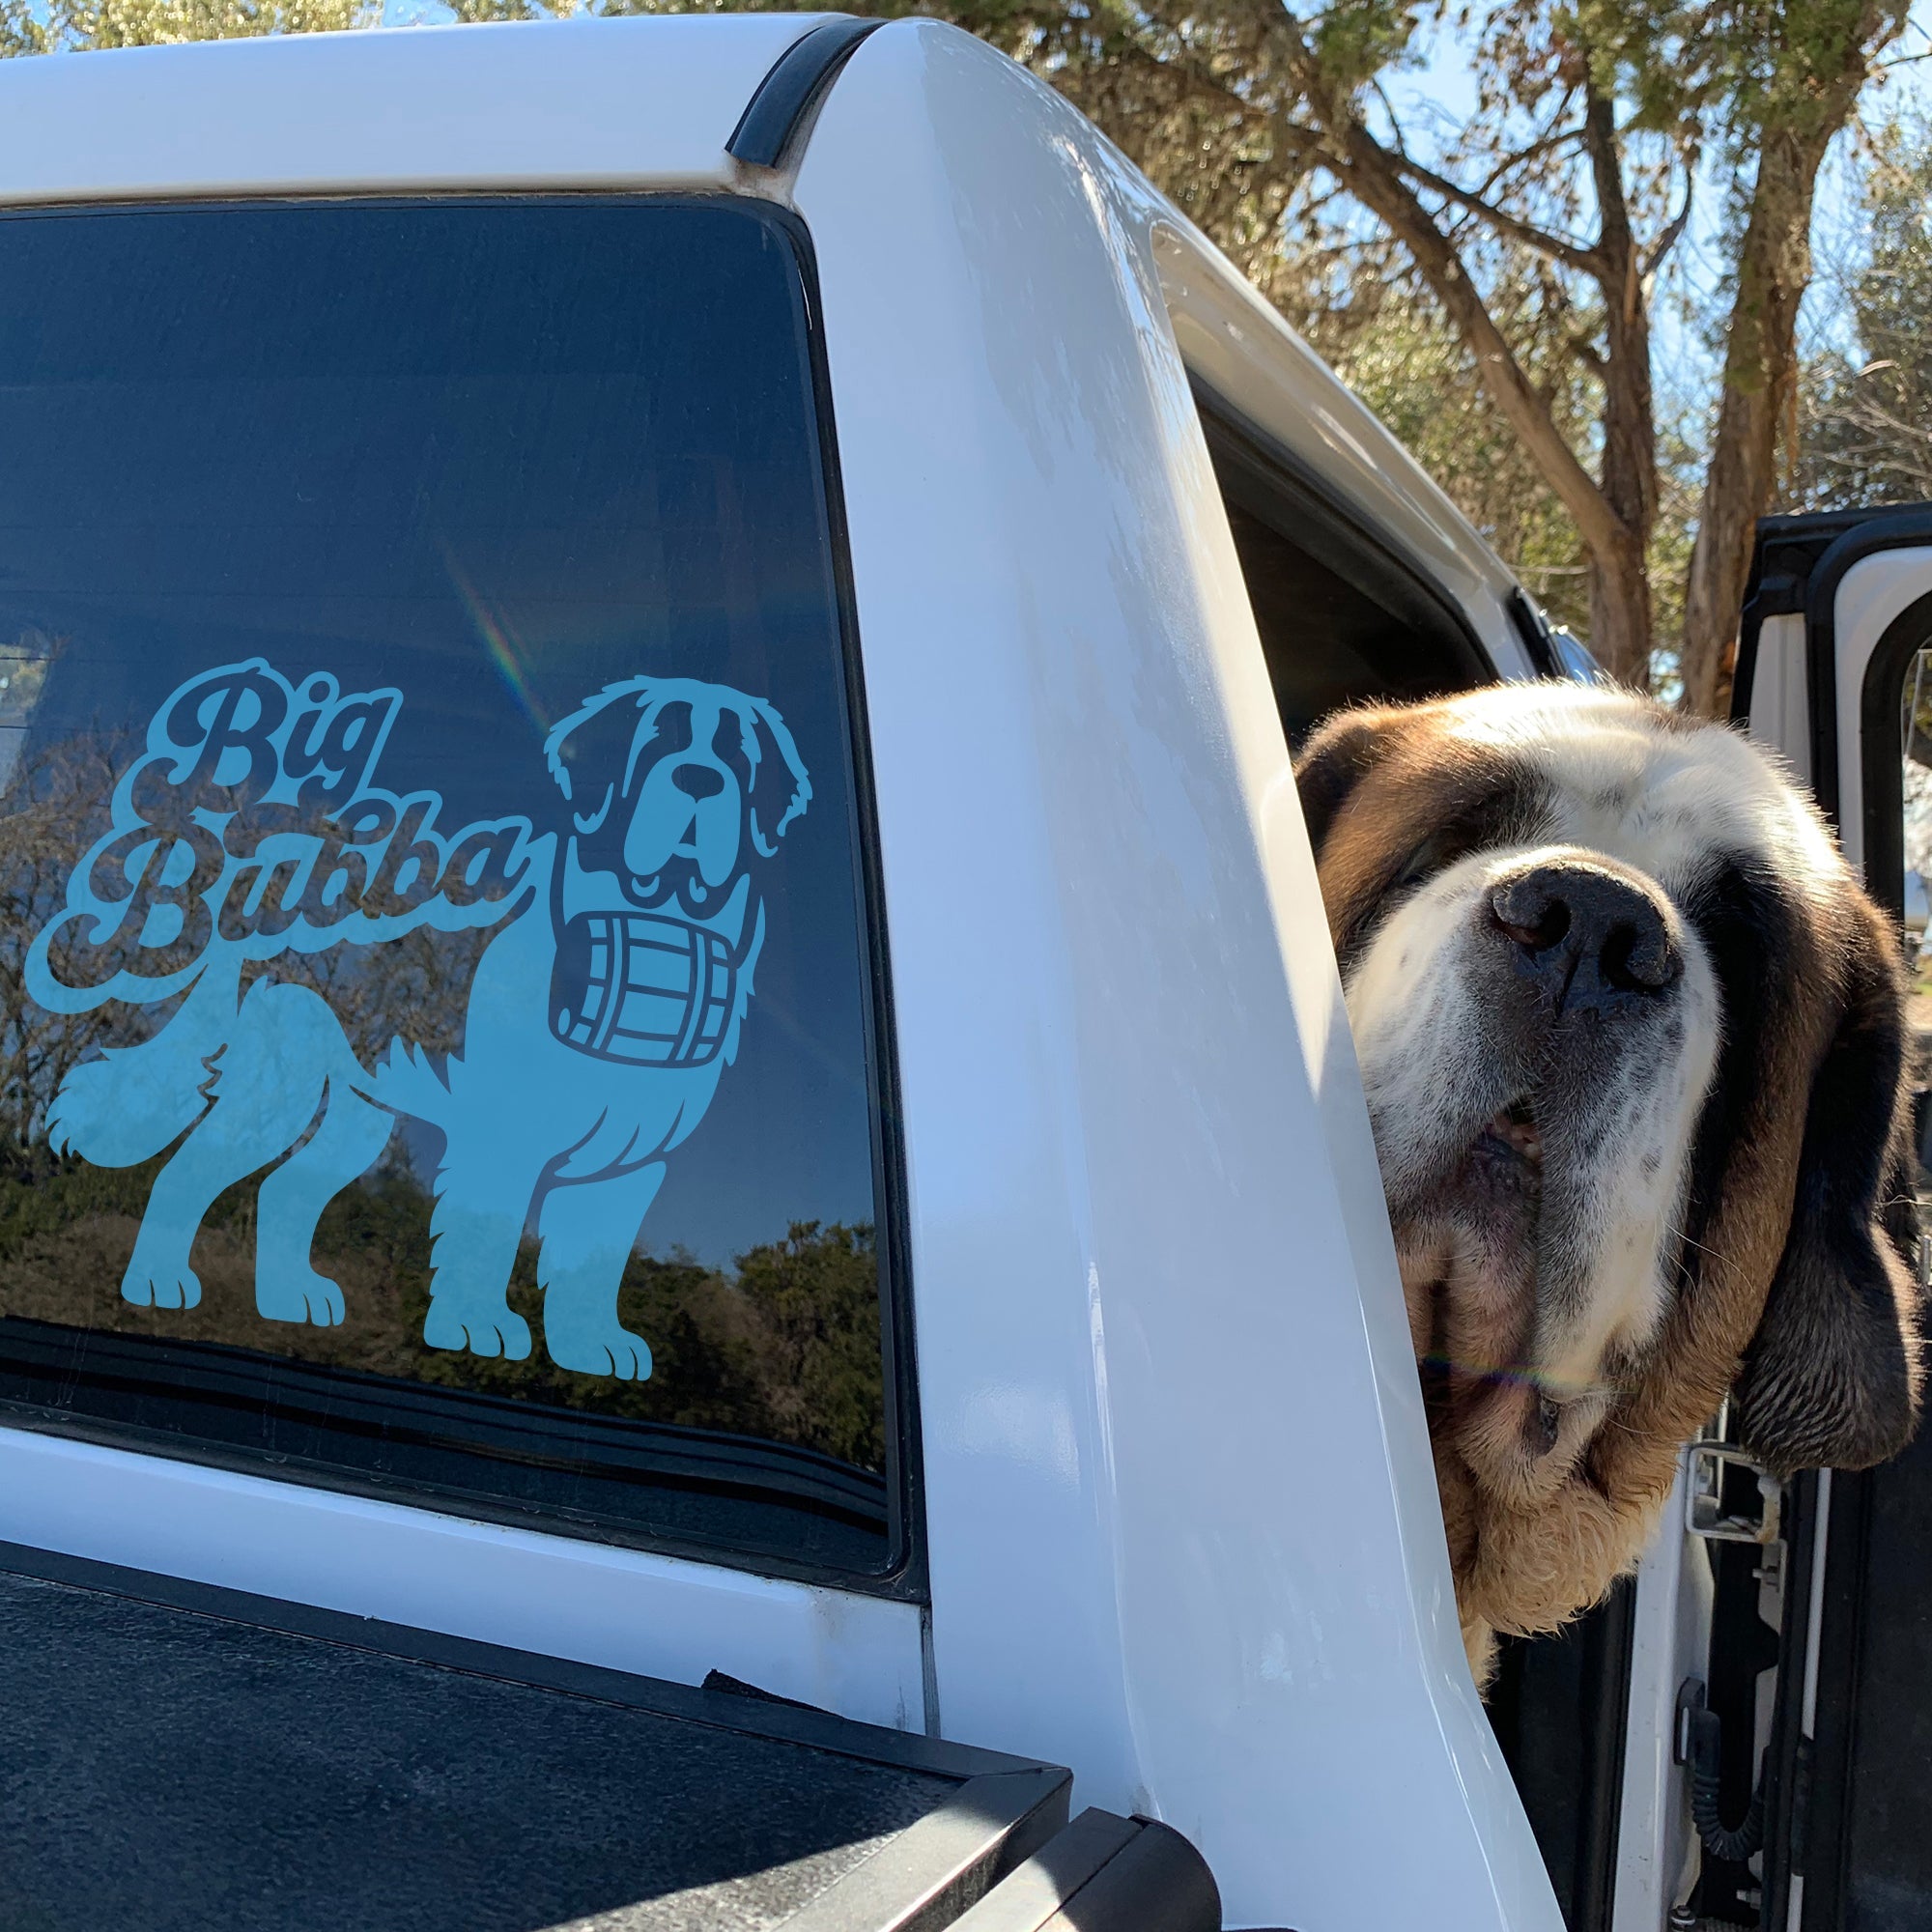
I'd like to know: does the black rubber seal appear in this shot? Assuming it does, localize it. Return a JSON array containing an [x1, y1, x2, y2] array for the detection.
[[727, 16, 883, 170], [1508, 587, 1561, 678]]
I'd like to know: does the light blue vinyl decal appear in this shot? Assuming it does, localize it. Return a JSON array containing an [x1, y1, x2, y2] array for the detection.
[[26, 659, 811, 1378]]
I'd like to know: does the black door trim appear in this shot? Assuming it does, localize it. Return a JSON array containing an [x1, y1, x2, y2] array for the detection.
[[1735, 507, 1932, 1930], [1732, 505, 1932, 826]]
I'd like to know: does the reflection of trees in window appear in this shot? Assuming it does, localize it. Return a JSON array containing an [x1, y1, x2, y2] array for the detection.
[[0, 740, 885, 1471], [0, 1153, 884, 1468], [0, 733, 159, 1159]]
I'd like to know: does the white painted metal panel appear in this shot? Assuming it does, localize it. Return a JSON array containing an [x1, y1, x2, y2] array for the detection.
[[800, 21, 1559, 1929], [0, 15, 823, 204], [0, 1428, 926, 1727], [1832, 547, 1932, 872], [1747, 611, 1813, 789]]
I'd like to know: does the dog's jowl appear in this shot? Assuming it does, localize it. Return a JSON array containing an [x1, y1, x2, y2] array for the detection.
[[27, 659, 810, 1381], [1296, 680, 1926, 1684]]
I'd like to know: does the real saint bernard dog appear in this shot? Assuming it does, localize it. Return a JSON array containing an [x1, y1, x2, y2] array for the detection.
[[1297, 680, 1925, 1683]]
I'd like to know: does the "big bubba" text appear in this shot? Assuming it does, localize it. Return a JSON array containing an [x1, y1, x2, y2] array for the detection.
[[28, 660, 539, 1012]]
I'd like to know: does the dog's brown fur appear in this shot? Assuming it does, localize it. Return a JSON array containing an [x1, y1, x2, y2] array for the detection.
[[1296, 683, 1924, 1683]]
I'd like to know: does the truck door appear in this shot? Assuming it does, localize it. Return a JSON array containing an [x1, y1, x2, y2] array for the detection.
[[1730, 504, 1932, 1930]]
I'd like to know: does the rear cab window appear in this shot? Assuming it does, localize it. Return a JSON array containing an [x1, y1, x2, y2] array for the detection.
[[0, 196, 913, 1589]]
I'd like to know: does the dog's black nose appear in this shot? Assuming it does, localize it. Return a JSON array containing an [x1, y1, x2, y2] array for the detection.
[[1490, 861, 1679, 1012], [669, 762, 725, 802]]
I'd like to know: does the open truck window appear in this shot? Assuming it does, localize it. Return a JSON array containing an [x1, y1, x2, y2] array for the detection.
[[0, 196, 913, 1590], [1190, 390, 1496, 744]]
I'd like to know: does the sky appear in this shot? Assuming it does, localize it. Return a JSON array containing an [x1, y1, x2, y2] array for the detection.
[[1386, 0, 1932, 414]]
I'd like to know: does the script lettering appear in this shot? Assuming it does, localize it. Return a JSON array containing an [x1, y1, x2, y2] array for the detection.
[[27, 659, 543, 1013]]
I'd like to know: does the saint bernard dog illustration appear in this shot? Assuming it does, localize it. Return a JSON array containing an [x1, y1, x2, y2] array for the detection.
[[28, 660, 809, 1380]]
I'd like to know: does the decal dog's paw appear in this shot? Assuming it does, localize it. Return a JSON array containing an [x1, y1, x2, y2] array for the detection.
[[255, 1267, 347, 1327], [423, 1297, 532, 1361], [123, 1264, 201, 1312], [542, 1316, 653, 1381]]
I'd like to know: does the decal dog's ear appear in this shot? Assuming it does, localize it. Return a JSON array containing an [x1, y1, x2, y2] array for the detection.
[[744, 699, 811, 857], [1736, 909, 1926, 1474], [1293, 703, 1397, 857], [546, 686, 651, 832]]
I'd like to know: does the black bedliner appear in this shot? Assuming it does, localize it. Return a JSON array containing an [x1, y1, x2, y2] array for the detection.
[[0, 1542, 1218, 1932]]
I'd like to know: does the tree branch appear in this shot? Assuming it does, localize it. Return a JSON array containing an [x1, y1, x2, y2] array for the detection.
[[1579, 82, 1634, 307], [1330, 127, 1634, 571], [1469, 116, 1585, 206], [1641, 168, 1694, 280], [1389, 149, 1603, 277], [1228, 0, 1633, 577]]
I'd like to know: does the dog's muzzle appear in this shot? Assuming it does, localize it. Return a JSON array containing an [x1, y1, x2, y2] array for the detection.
[[549, 909, 739, 1067]]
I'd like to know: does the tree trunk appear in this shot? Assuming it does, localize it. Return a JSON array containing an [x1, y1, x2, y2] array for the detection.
[[1322, 122, 1654, 683], [1583, 83, 1658, 692], [1680, 133, 1831, 717], [1681, 6, 1903, 718], [1587, 543, 1654, 689]]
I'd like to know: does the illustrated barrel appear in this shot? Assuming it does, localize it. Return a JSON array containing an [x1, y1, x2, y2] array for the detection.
[[550, 909, 738, 1067]]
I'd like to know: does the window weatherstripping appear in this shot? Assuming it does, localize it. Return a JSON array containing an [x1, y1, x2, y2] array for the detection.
[[1507, 589, 1602, 686], [727, 16, 883, 169], [0, 194, 919, 1597], [1506, 591, 1562, 679]]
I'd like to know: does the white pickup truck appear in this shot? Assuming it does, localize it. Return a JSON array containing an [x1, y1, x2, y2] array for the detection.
[[0, 16, 1927, 1932]]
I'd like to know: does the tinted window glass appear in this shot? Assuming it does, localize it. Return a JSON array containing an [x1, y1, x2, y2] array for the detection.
[[0, 198, 905, 1582]]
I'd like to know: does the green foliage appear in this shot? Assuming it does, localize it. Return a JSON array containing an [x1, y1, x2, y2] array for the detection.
[[0, 0, 373, 52], [0, 0, 1900, 690], [1309, 0, 1426, 95], [735, 1222, 890, 1470], [1793, 115, 1932, 511]]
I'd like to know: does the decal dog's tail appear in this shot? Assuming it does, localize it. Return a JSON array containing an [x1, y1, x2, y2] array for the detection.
[[46, 959, 244, 1169]]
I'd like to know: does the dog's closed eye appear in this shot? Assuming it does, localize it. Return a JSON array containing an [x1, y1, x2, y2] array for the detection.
[[1392, 832, 1453, 894]]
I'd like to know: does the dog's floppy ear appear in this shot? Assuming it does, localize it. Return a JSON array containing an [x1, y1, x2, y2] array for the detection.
[[546, 683, 653, 829], [1735, 909, 1925, 1474], [744, 699, 811, 857], [1293, 703, 1398, 857]]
